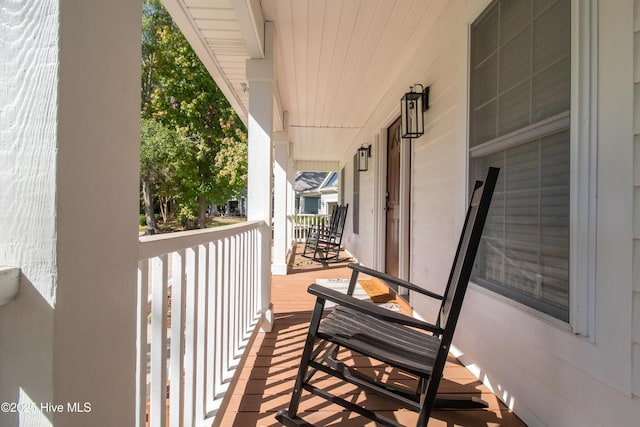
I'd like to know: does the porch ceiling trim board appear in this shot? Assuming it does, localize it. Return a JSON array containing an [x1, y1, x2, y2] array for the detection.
[[163, 0, 287, 130], [230, 0, 265, 58], [161, 0, 250, 124]]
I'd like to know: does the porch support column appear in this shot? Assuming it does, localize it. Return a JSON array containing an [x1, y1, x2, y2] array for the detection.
[[272, 132, 289, 275], [287, 148, 296, 251], [246, 22, 274, 330]]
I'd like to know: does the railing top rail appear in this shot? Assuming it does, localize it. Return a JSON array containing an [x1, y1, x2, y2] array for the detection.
[[139, 220, 266, 261]]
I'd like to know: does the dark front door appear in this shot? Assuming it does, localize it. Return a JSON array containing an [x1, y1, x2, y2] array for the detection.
[[385, 117, 402, 279]]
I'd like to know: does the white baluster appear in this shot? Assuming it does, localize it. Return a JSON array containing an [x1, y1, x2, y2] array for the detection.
[[150, 255, 168, 427], [206, 241, 217, 412], [195, 244, 208, 421], [183, 247, 198, 426], [170, 250, 186, 427], [135, 261, 148, 427]]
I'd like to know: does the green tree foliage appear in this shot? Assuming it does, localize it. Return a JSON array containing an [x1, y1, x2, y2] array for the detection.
[[140, 118, 186, 230], [141, 0, 247, 229]]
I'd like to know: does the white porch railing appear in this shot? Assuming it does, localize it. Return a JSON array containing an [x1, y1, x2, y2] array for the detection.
[[290, 214, 330, 242], [136, 220, 269, 427]]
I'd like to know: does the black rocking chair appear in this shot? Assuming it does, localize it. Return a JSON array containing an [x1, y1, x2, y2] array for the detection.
[[276, 167, 499, 427], [302, 204, 349, 262]]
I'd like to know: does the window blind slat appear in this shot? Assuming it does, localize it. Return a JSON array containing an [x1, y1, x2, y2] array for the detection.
[[500, 27, 531, 91], [498, 81, 531, 136], [500, 0, 532, 42], [533, 0, 571, 71]]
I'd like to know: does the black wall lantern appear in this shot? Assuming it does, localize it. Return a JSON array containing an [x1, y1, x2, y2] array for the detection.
[[401, 84, 429, 139], [357, 144, 371, 172]]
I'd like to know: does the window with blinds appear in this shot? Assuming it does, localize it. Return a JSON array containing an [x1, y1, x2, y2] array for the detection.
[[469, 0, 571, 322]]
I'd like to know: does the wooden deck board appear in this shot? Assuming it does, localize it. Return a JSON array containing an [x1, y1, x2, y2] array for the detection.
[[219, 247, 527, 426]]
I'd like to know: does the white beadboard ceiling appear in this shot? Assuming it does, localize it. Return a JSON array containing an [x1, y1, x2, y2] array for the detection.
[[162, 0, 435, 164]]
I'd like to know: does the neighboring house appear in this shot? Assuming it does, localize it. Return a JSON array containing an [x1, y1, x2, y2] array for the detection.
[[295, 171, 338, 215], [318, 171, 339, 215], [223, 189, 247, 216], [3, 1, 640, 427]]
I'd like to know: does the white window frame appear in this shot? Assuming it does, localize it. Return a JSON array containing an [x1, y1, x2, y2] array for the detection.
[[569, 0, 597, 339], [467, 0, 597, 338]]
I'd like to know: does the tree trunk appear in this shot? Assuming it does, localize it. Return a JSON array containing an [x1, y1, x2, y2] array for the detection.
[[142, 177, 158, 232], [159, 197, 169, 222], [198, 196, 207, 229]]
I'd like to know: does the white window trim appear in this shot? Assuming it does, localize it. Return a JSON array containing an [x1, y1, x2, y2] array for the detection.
[[470, 111, 570, 158], [569, 0, 597, 339]]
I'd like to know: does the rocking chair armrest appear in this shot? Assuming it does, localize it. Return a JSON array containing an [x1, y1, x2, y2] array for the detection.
[[347, 263, 444, 301], [308, 284, 443, 334]]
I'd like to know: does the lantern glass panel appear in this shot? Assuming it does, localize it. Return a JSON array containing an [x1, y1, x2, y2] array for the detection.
[[401, 91, 424, 138], [358, 148, 368, 171]]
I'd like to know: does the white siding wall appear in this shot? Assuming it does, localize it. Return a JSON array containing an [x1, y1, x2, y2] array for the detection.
[[342, 0, 640, 424], [0, 2, 57, 425], [633, 0, 640, 399], [0, 1, 141, 425]]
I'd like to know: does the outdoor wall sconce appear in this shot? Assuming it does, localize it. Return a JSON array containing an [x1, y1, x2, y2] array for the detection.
[[357, 145, 372, 172], [401, 84, 430, 139]]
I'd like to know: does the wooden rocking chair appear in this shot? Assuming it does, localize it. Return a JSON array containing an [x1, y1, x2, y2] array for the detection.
[[276, 167, 499, 427], [302, 204, 349, 262]]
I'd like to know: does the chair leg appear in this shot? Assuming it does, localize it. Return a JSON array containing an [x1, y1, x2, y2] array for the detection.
[[416, 409, 429, 427], [313, 244, 321, 262], [303, 229, 318, 258], [286, 334, 314, 416], [283, 298, 326, 417], [302, 237, 311, 256]]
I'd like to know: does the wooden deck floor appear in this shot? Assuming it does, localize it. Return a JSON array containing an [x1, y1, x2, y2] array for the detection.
[[217, 248, 527, 426]]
